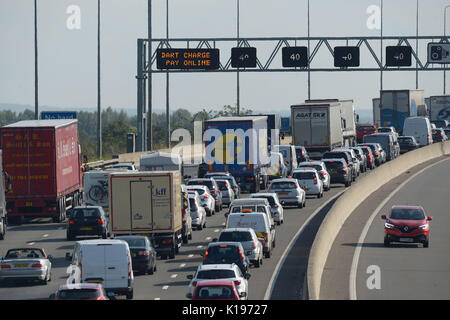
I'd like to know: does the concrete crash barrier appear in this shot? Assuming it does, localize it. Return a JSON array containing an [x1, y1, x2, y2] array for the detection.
[[307, 140, 450, 300]]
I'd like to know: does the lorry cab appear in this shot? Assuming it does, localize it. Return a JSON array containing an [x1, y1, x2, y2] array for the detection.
[[66, 239, 134, 299]]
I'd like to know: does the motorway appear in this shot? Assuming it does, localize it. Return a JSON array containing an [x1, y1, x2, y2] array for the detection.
[[320, 155, 450, 300], [0, 179, 353, 300]]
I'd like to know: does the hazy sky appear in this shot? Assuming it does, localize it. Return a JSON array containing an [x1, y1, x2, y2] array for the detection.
[[0, 0, 447, 117]]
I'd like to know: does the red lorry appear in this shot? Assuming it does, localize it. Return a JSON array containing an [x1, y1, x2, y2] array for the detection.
[[0, 119, 83, 224]]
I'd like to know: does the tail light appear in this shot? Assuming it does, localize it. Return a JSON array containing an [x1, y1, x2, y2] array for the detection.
[[375, 151, 379, 156], [162, 239, 172, 245], [97, 218, 105, 224], [79, 262, 82, 279], [238, 249, 244, 260], [138, 250, 150, 256], [203, 194, 210, 199], [314, 177, 317, 185], [69, 219, 75, 225], [31, 263, 43, 268], [182, 208, 187, 217], [1, 264, 11, 269], [234, 280, 241, 286], [128, 259, 131, 278], [192, 281, 197, 286], [213, 190, 218, 195], [203, 251, 209, 262], [339, 167, 347, 172]]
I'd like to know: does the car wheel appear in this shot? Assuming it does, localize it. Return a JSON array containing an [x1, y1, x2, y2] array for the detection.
[[126, 290, 134, 300], [148, 262, 154, 275], [423, 239, 429, 248], [198, 223, 203, 231], [169, 248, 176, 259], [383, 237, 390, 247], [265, 250, 271, 259], [188, 232, 192, 240], [277, 221, 281, 226], [272, 240, 276, 248], [182, 234, 188, 244], [345, 181, 351, 187], [254, 259, 260, 268], [298, 202, 303, 208], [102, 230, 107, 239]]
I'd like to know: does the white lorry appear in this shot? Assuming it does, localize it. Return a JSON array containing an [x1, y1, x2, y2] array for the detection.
[[108, 171, 182, 259]]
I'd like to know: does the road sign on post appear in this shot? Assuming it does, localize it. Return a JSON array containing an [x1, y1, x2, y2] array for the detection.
[[334, 46, 360, 67], [282, 47, 308, 68], [386, 46, 412, 67], [427, 43, 450, 64], [231, 47, 257, 68], [41, 111, 77, 120]]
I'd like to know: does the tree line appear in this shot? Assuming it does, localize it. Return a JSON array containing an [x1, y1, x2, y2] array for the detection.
[[0, 105, 252, 160]]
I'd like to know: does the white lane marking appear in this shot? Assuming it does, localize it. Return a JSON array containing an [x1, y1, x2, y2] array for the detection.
[[349, 157, 450, 300], [27, 242, 35, 246], [205, 237, 212, 241], [179, 263, 186, 268], [197, 245, 203, 249], [42, 234, 49, 238], [188, 254, 194, 258], [171, 274, 178, 279], [263, 190, 346, 300], [154, 298, 161, 300], [214, 229, 220, 233], [162, 285, 169, 290]]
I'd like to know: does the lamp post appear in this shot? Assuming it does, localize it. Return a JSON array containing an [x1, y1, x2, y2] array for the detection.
[[147, 0, 153, 151], [444, 5, 450, 94], [34, 0, 39, 120], [166, 0, 170, 148], [307, 0, 311, 100], [416, 0, 419, 89], [380, 0, 383, 91], [236, 0, 240, 115], [97, 0, 102, 159]]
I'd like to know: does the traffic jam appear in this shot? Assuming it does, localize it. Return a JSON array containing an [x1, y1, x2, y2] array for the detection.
[[0, 93, 448, 300]]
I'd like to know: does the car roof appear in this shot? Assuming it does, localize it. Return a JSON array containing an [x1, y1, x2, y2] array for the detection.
[[231, 198, 269, 205], [293, 167, 318, 172], [250, 192, 277, 198], [196, 264, 237, 271], [58, 283, 102, 290], [270, 178, 298, 182], [322, 158, 345, 163], [298, 161, 324, 165], [220, 227, 255, 233], [195, 279, 236, 286], [76, 239, 127, 245], [207, 241, 243, 248]]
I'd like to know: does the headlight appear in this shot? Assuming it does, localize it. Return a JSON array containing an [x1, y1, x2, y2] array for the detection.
[[418, 224, 429, 229], [384, 222, 395, 229]]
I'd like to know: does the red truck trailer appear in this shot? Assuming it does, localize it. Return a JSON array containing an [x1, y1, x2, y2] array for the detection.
[[0, 120, 83, 224]]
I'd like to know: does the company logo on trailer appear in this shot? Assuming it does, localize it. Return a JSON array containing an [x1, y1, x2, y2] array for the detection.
[[57, 137, 76, 160], [438, 107, 450, 120]]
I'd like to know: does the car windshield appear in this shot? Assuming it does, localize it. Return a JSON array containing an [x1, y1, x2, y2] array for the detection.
[[398, 137, 412, 143], [57, 289, 100, 300], [196, 286, 235, 299], [292, 172, 316, 180], [188, 188, 206, 195], [5, 249, 44, 259], [197, 270, 236, 279], [72, 208, 101, 220], [271, 182, 297, 189], [390, 208, 425, 220], [219, 231, 253, 242], [118, 238, 146, 248]]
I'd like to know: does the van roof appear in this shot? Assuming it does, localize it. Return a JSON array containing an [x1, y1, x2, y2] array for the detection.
[[231, 198, 269, 205], [76, 239, 127, 246]]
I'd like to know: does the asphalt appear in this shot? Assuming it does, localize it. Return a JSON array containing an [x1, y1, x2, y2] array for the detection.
[[320, 155, 450, 300]]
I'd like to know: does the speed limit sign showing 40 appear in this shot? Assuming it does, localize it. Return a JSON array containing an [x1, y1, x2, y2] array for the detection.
[[282, 47, 308, 68], [231, 47, 257, 68]]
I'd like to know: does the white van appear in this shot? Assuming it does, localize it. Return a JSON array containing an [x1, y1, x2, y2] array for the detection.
[[403, 117, 433, 147], [273, 145, 298, 176], [226, 212, 275, 258], [227, 198, 274, 228], [66, 239, 134, 299]]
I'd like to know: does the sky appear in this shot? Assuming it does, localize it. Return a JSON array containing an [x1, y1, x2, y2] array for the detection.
[[0, 0, 447, 119]]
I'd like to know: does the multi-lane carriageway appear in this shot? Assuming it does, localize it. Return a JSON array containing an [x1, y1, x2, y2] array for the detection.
[[0, 156, 449, 300]]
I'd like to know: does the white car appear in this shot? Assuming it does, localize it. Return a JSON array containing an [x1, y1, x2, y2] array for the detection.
[[267, 178, 306, 208], [297, 161, 331, 191], [249, 193, 284, 225], [292, 168, 324, 198], [110, 163, 137, 171], [188, 193, 207, 230], [186, 263, 250, 299], [187, 185, 216, 216]]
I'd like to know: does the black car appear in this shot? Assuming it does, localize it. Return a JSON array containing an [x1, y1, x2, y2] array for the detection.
[[322, 151, 356, 181], [115, 235, 157, 275], [322, 159, 352, 187], [398, 136, 419, 153], [432, 128, 448, 143], [202, 242, 250, 274], [66, 206, 109, 240]]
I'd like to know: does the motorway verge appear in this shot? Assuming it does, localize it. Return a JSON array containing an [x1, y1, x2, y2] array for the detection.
[[307, 140, 450, 300]]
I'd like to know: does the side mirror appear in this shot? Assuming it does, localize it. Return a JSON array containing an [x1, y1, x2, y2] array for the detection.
[[186, 293, 193, 299], [65, 252, 72, 261], [381, 215, 386, 220], [244, 273, 251, 280], [186, 275, 193, 280], [47, 254, 54, 260], [48, 293, 56, 300], [427, 216, 433, 221]]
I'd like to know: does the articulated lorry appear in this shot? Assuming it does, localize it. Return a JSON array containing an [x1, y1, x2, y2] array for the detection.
[[291, 102, 344, 159], [204, 116, 270, 192], [429, 95, 450, 123], [0, 120, 83, 224], [108, 171, 182, 259], [380, 90, 425, 133]]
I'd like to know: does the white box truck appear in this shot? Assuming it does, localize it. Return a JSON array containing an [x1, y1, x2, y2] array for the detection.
[[291, 102, 343, 159], [108, 171, 182, 259]]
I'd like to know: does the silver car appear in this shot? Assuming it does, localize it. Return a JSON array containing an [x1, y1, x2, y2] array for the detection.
[[268, 178, 306, 208], [216, 179, 235, 206], [249, 193, 284, 225], [0, 248, 53, 284], [187, 185, 216, 216], [217, 228, 264, 268], [189, 193, 207, 230], [292, 168, 324, 198], [297, 161, 331, 191]]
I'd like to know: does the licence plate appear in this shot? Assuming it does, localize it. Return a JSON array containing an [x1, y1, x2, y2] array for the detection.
[[87, 280, 103, 284], [132, 253, 137, 257], [302, 187, 310, 191], [80, 227, 92, 231], [330, 171, 337, 174], [399, 238, 414, 243], [14, 264, 28, 268], [25, 201, 33, 207], [279, 192, 288, 195]]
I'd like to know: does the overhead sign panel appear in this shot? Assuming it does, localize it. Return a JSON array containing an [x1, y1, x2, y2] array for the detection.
[[282, 47, 308, 68], [231, 47, 257, 68], [334, 46, 360, 67], [41, 111, 77, 120], [386, 46, 412, 67], [427, 43, 450, 64], [156, 48, 220, 70]]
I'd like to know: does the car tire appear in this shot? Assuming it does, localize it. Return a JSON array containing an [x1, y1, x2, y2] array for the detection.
[[277, 221, 281, 226], [188, 232, 192, 240], [298, 202, 303, 208], [345, 181, 351, 187], [254, 259, 260, 268], [169, 248, 176, 259], [265, 250, 271, 259], [148, 262, 154, 275], [383, 237, 390, 247], [423, 239, 429, 248], [102, 230, 107, 239], [126, 290, 134, 300], [182, 234, 188, 244]]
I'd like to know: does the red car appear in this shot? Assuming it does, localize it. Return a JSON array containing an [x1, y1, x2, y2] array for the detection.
[[381, 205, 432, 248], [357, 124, 378, 143], [190, 279, 245, 300], [359, 146, 375, 170], [50, 283, 110, 300]]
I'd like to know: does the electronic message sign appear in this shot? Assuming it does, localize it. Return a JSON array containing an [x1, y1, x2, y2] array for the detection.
[[156, 48, 220, 70]]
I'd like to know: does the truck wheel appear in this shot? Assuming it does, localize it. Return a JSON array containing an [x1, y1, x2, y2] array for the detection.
[[126, 290, 134, 300], [182, 234, 188, 244], [188, 232, 192, 240], [169, 248, 176, 259]]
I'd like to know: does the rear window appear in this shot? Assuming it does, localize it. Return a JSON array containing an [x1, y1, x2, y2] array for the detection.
[[298, 164, 322, 171], [270, 182, 297, 189], [188, 180, 214, 190], [189, 199, 197, 210], [398, 137, 412, 142], [378, 128, 391, 132], [118, 238, 146, 248], [188, 188, 205, 195], [207, 245, 239, 258], [219, 231, 253, 242], [195, 285, 235, 299], [217, 181, 229, 191], [196, 270, 237, 280], [252, 196, 275, 206], [57, 289, 100, 300], [323, 153, 349, 161], [72, 209, 101, 220], [323, 161, 344, 170], [390, 208, 425, 220], [358, 126, 375, 131], [292, 172, 316, 180]]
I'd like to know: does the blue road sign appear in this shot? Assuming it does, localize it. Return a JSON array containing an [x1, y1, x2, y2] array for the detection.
[[41, 111, 77, 120]]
